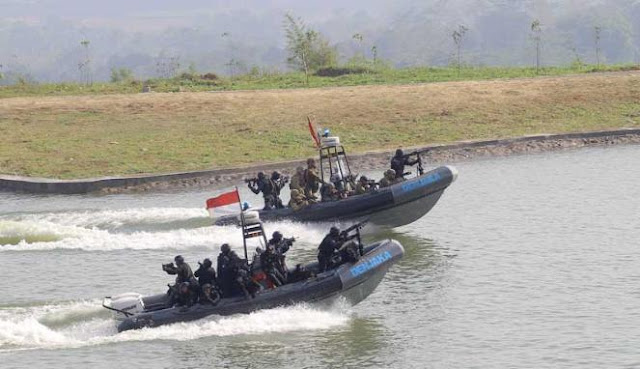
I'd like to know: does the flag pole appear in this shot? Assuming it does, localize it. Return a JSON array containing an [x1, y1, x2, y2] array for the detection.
[[236, 186, 249, 261]]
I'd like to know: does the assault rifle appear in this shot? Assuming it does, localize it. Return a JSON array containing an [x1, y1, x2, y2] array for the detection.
[[340, 219, 368, 236], [273, 176, 290, 189], [402, 149, 429, 176], [278, 237, 296, 257], [339, 219, 368, 256]]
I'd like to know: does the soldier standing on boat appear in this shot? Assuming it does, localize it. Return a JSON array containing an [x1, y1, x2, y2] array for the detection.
[[194, 258, 217, 288], [162, 255, 195, 285], [268, 231, 295, 276], [289, 166, 306, 192], [317, 227, 342, 272], [217, 244, 241, 297], [391, 149, 419, 180], [270, 171, 287, 209], [247, 172, 278, 210], [304, 158, 322, 202], [260, 243, 286, 287], [162, 255, 197, 307]]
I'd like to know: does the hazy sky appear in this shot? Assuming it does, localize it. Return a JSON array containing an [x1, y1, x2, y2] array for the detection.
[[0, 0, 393, 19], [1, 0, 638, 82]]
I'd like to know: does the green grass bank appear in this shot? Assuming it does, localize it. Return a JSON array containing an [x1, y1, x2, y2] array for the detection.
[[1, 70, 639, 179]]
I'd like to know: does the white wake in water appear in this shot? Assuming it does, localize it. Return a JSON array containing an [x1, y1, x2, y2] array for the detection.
[[0, 207, 327, 251], [0, 300, 350, 351], [3, 207, 210, 230]]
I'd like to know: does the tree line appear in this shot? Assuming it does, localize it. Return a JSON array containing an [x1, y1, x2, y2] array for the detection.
[[1, 8, 639, 86]]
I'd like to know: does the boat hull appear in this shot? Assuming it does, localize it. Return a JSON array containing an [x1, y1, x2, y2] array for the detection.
[[214, 165, 457, 228], [113, 239, 404, 332]]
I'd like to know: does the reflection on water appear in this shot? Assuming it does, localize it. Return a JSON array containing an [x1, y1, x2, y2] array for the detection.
[[368, 229, 454, 285], [160, 314, 385, 369], [313, 317, 386, 368]]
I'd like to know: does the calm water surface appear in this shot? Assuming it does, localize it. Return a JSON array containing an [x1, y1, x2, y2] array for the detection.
[[1, 144, 639, 369]]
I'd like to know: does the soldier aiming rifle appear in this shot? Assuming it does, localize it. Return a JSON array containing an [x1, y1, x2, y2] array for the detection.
[[317, 220, 368, 272], [391, 148, 427, 179], [246, 172, 283, 210]]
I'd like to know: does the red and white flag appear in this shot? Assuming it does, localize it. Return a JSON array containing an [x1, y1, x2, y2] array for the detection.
[[206, 189, 240, 217]]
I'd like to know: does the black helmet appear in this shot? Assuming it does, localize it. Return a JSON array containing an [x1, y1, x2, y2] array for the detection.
[[271, 171, 281, 180], [220, 243, 230, 253], [272, 231, 283, 241], [360, 175, 368, 182], [202, 258, 212, 268], [257, 172, 265, 179], [330, 226, 340, 237], [395, 148, 404, 157], [307, 158, 316, 167], [174, 255, 184, 264]]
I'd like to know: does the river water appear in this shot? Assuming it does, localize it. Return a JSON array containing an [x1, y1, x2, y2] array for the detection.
[[1, 144, 639, 369]]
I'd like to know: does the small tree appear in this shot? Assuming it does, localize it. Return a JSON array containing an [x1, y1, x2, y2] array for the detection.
[[283, 13, 337, 84], [452, 25, 468, 76], [110, 67, 134, 83], [530, 20, 542, 73], [221, 32, 237, 76], [371, 45, 378, 65], [594, 26, 602, 68], [78, 39, 92, 85], [352, 33, 365, 61]]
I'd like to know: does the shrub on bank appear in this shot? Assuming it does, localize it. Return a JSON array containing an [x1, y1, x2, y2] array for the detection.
[[315, 66, 375, 77]]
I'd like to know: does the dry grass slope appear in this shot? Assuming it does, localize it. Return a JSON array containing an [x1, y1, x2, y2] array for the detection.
[[1, 71, 639, 178]]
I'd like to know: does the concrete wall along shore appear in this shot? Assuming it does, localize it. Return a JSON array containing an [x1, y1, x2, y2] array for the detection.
[[2, 128, 640, 194]]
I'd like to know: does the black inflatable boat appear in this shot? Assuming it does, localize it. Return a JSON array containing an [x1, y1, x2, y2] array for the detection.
[[104, 239, 404, 332], [214, 164, 457, 228]]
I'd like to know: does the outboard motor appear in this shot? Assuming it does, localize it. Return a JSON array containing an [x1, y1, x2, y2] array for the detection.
[[103, 293, 145, 321]]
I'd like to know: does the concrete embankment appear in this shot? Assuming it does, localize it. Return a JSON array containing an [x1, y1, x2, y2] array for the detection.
[[2, 128, 639, 194]]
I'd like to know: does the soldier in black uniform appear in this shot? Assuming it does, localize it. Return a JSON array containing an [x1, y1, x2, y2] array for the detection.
[[248, 172, 277, 210], [317, 227, 342, 272], [217, 244, 240, 297], [194, 258, 217, 288], [390, 148, 419, 180], [268, 231, 294, 256], [270, 171, 286, 209], [268, 231, 295, 275], [217, 243, 257, 299], [260, 243, 286, 287]]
